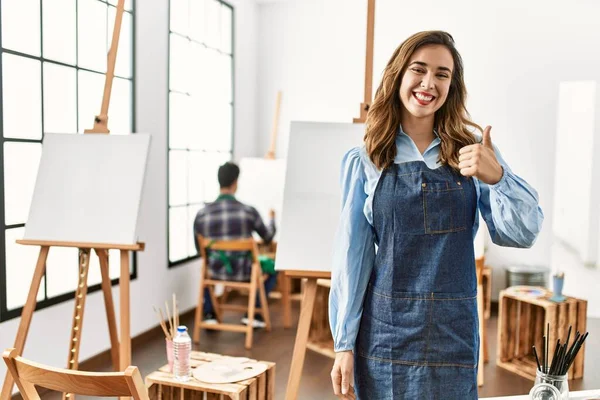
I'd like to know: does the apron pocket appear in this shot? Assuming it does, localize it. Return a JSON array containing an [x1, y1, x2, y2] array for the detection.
[[426, 293, 478, 368], [422, 183, 466, 234], [358, 288, 432, 364]]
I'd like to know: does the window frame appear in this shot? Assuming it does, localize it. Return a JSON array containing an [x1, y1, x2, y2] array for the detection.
[[167, 0, 235, 268], [0, 0, 137, 322]]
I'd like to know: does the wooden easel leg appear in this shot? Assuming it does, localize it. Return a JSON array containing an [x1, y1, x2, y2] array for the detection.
[[284, 278, 318, 400], [63, 249, 92, 400], [282, 275, 292, 329], [119, 250, 131, 400], [96, 248, 120, 371], [0, 246, 50, 400]]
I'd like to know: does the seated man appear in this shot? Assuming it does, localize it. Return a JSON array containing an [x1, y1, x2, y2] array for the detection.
[[193, 162, 277, 328]]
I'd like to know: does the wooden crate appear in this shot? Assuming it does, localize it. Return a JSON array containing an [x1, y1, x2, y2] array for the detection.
[[145, 351, 276, 400], [497, 288, 587, 381], [306, 279, 335, 359]]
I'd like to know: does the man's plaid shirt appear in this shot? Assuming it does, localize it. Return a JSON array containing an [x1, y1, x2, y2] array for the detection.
[[193, 194, 276, 281]]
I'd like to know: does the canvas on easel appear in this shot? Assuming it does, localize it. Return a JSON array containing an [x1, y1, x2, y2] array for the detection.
[[236, 157, 287, 240], [0, 1, 143, 399]]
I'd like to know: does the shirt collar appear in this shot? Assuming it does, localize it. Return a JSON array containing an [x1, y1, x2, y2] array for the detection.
[[215, 194, 236, 202]]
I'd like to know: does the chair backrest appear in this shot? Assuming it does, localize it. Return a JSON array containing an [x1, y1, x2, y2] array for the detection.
[[3, 348, 149, 400], [196, 235, 260, 272]]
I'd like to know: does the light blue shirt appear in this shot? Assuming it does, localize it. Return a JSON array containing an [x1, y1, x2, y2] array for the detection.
[[329, 127, 544, 352]]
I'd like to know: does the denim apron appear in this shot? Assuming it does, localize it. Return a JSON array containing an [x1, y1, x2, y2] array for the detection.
[[355, 161, 479, 399]]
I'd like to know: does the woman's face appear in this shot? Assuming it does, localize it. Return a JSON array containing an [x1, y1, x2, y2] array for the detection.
[[399, 44, 454, 119]]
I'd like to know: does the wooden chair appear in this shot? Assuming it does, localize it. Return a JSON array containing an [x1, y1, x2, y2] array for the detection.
[[193, 235, 272, 350], [2, 348, 148, 400]]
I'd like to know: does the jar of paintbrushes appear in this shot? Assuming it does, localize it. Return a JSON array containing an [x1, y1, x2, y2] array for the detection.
[[530, 324, 589, 400], [154, 294, 180, 373]]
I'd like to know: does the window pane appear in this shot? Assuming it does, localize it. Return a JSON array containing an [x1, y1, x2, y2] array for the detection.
[[108, 0, 133, 11], [201, 151, 230, 203], [170, 0, 189, 36], [1, 0, 41, 56], [169, 34, 190, 93], [42, 0, 76, 64], [43, 63, 77, 134], [107, 249, 132, 280], [46, 247, 78, 297], [187, 98, 204, 150], [77, 69, 105, 132], [169, 150, 188, 207], [78, 0, 107, 72], [169, 92, 192, 149], [218, 54, 232, 103], [203, 103, 232, 151], [109, 77, 132, 134], [188, 205, 198, 256], [2, 54, 42, 140], [4, 143, 42, 226], [188, 42, 205, 97], [205, 0, 221, 49], [87, 248, 127, 283], [5, 228, 45, 310], [169, 207, 188, 262], [189, 0, 205, 43], [204, 49, 219, 99], [221, 4, 232, 54], [108, 7, 132, 78], [188, 151, 204, 204]]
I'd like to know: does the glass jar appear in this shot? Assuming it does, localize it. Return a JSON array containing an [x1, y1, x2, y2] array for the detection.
[[529, 369, 569, 400]]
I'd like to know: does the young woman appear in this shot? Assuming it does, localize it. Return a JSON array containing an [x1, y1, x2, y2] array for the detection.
[[329, 31, 543, 399]]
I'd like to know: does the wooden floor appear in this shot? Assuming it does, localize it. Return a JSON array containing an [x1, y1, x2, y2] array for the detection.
[[29, 298, 600, 399]]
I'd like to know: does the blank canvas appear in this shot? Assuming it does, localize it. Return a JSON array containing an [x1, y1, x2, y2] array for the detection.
[[275, 122, 365, 272], [236, 157, 287, 238], [24, 133, 151, 245]]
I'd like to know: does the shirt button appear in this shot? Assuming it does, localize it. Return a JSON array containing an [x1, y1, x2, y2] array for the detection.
[[457, 181, 462, 186], [422, 183, 427, 188]]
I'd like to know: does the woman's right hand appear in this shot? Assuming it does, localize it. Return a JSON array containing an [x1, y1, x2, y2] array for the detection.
[[331, 350, 356, 399]]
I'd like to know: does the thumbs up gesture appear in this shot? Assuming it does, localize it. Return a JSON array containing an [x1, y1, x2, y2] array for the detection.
[[458, 126, 503, 185]]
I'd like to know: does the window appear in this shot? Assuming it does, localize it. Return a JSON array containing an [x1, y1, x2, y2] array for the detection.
[[168, 0, 234, 266], [0, 0, 135, 322]]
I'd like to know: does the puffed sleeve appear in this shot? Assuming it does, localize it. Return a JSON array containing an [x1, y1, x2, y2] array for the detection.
[[477, 145, 544, 247], [329, 147, 376, 352]]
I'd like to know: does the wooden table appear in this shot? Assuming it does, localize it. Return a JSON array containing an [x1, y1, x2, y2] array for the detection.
[[497, 287, 587, 381], [145, 351, 275, 400]]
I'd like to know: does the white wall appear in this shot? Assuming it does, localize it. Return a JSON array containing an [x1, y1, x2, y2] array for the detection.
[[256, 0, 600, 314], [0, 0, 260, 389]]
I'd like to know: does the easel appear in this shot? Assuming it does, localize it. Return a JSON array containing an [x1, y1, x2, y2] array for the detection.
[[284, 1, 376, 399], [0, 2, 137, 399], [259, 90, 294, 329], [265, 91, 282, 160]]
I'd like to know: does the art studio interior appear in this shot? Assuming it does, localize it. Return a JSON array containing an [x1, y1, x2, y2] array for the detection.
[[0, 0, 599, 399]]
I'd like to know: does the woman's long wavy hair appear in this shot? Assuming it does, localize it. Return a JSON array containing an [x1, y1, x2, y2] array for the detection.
[[365, 31, 482, 171]]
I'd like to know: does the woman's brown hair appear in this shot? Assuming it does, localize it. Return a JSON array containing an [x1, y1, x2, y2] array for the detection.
[[364, 30, 482, 170]]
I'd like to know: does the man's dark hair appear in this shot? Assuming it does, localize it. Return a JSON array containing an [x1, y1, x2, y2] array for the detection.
[[218, 162, 240, 188]]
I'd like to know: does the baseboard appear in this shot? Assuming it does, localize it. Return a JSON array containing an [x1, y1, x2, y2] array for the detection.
[[11, 308, 196, 399]]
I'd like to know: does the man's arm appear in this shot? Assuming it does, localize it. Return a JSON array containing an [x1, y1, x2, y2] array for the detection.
[[252, 208, 276, 244]]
